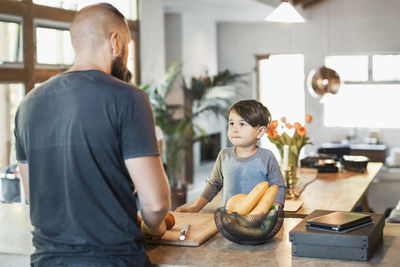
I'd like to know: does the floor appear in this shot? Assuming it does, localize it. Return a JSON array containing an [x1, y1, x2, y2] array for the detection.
[[0, 254, 29, 267], [366, 166, 400, 213]]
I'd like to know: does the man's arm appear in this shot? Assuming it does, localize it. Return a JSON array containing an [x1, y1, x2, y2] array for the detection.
[[17, 161, 29, 203], [125, 156, 170, 236]]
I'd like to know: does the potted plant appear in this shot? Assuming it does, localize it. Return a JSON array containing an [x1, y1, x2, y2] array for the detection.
[[141, 63, 246, 209]]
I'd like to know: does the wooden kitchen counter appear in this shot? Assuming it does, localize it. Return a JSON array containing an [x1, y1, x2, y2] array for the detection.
[[183, 162, 383, 218], [288, 162, 383, 217], [1, 202, 400, 267], [147, 218, 400, 267]]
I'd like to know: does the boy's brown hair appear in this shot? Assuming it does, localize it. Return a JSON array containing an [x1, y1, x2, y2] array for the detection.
[[228, 99, 271, 127]]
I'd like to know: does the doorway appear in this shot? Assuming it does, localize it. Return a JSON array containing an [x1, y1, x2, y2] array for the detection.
[[256, 54, 305, 160]]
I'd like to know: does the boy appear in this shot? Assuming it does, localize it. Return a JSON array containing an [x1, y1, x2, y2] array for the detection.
[[177, 99, 285, 212]]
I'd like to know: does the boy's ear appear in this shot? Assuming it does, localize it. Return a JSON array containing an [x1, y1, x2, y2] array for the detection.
[[257, 126, 267, 139]]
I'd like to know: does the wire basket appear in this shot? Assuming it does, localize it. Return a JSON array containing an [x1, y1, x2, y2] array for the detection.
[[214, 205, 284, 245]]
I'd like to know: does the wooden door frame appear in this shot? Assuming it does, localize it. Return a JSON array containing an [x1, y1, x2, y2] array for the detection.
[[255, 54, 270, 100]]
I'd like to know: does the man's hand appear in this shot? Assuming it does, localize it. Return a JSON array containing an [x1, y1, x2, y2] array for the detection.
[[141, 221, 167, 240]]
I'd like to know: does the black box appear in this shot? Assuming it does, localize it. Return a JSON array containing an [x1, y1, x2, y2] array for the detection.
[[289, 210, 385, 261]]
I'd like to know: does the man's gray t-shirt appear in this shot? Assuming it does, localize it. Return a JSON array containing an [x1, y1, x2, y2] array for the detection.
[[201, 147, 286, 206], [14, 70, 158, 264]]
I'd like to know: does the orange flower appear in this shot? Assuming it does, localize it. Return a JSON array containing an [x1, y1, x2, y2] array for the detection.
[[281, 116, 286, 123], [296, 126, 307, 137], [286, 123, 292, 129], [293, 122, 301, 129], [269, 120, 278, 129], [268, 129, 279, 139], [305, 114, 313, 124]]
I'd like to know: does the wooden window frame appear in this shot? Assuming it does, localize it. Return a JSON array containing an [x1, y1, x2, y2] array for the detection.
[[0, 0, 140, 93]]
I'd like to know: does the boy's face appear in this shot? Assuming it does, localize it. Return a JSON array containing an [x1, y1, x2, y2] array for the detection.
[[228, 111, 265, 148]]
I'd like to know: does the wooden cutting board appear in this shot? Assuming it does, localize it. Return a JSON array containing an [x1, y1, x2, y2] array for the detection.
[[146, 212, 218, 247]]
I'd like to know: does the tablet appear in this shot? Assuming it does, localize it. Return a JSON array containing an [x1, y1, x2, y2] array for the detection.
[[306, 211, 373, 233]]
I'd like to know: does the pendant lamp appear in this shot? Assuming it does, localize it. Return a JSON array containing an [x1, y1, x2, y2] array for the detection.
[[307, 66, 341, 101], [265, 0, 305, 23]]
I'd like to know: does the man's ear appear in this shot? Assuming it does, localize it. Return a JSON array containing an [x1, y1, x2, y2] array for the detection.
[[257, 126, 267, 139], [110, 32, 121, 56]]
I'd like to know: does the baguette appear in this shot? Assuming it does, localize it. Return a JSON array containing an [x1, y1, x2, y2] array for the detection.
[[233, 181, 269, 215], [248, 184, 278, 215], [226, 193, 247, 213]]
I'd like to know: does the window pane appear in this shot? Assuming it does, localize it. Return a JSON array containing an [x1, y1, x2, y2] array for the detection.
[[36, 27, 74, 65], [33, 0, 138, 20], [0, 21, 23, 63], [0, 84, 25, 170], [324, 84, 400, 128], [325, 55, 368, 82], [373, 55, 400, 81]]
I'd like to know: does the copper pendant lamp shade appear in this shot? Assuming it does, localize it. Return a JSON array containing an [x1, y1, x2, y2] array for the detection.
[[308, 66, 341, 98]]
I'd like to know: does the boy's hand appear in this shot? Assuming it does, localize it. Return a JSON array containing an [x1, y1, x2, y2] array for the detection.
[[175, 206, 198, 213], [175, 196, 209, 213]]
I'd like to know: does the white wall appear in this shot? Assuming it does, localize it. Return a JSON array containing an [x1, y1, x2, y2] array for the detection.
[[181, 13, 218, 78], [165, 13, 182, 70], [140, 0, 166, 85], [217, 0, 400, 151], [164, 10, 226, 175]]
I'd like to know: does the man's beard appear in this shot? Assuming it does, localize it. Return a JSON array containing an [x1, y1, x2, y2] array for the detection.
[[111, 53, 131, 82]]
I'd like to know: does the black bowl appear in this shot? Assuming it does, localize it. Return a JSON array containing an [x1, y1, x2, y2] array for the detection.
[[214, 205, 284, 245], [342, 155, 369, 172]]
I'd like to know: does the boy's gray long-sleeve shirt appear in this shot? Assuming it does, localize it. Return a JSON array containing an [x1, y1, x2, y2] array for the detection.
[[201, 147, 286, 206]]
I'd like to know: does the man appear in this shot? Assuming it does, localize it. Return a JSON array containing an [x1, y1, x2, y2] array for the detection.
[[14, 3, 170, 266]]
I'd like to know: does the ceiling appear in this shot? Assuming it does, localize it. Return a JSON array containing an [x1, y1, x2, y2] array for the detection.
[[256, 0, 325, 9], [164, 0, 325, 22], [164, 0, 275, 22]]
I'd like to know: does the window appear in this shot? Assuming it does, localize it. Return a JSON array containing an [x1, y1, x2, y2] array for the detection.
[[324, 84, 400, 128], [324, 55, 400, 128], [127, 39, 137, 82], [0, 20, 23, 64], [373, 55, 400, 82], [0, 0, 140, 90], [33, 0, 138, 20], [257, 54, 305, 160], [36, 27, 74, 65], [0, 84, 25, 169], [325, 55, 368, 82]]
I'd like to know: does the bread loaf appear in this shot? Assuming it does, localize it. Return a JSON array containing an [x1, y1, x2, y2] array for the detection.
[[226, 193, 247, 213], [248, 184, 278, 215], [232, 181, 269, 215]]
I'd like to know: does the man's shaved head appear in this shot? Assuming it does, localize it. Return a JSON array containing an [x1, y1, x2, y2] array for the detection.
[[70, 3, 129, 51], [69, 3, 131, 80]]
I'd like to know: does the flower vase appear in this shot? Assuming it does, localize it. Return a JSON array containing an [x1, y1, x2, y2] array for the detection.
[[288, 152, 299, 184]]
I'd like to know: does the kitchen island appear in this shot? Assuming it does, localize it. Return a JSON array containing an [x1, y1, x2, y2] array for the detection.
[[146, 218, 400, 266], [1, 203, 399, 266]]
